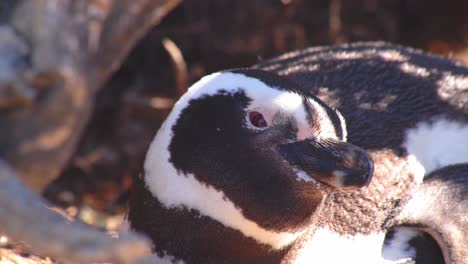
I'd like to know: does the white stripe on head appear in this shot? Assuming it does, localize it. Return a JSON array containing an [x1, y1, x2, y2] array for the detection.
[[144, 72, 314, 249], [335, 110, 348, 141], [305, 97, 340, 140], [238, 74, 318, 140]]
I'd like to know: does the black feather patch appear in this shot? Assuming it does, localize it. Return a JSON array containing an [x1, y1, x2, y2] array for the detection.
[[168, 90, 325, 231]]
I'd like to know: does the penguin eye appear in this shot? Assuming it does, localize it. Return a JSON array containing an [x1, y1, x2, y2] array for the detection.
[[248, 111, 268, 128]]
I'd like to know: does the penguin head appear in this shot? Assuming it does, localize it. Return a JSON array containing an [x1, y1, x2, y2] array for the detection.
[[143, 69, 373, 249]]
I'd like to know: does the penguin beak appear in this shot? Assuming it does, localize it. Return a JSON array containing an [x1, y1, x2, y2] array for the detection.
[[279, 138, 374, 189]]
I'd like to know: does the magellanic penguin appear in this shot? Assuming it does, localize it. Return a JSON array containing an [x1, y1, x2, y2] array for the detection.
[[128, 42, 468, 263], [128, 65, 374, 262]]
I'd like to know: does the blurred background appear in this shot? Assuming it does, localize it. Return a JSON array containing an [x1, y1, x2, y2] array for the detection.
[[1, 0, 468, 261]]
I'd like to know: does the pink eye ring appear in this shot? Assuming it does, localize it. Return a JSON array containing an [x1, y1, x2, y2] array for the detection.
[[248, 111, 268, 128]]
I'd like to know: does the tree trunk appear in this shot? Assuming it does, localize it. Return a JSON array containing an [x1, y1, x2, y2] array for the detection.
[[0, 0, 181, 192]]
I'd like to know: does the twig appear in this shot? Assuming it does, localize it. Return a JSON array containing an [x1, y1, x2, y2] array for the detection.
[[329, 0, 343, 43], [125, 91, 175, 111], [162, 37, 188, 98], [0, 159, 152, 264]]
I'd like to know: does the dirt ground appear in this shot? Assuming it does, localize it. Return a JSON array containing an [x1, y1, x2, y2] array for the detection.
[[2, 0, 468, 262]]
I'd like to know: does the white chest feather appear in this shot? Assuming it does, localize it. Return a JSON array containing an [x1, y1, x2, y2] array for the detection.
[[292, 228, 386, 264]]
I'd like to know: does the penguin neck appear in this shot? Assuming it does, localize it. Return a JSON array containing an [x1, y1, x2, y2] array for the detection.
[[285, 149, 420, 264], [128, 174, 290, 264]]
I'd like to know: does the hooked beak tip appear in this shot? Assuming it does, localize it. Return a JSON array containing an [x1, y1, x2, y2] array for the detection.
[[335, 150, 374, 189]]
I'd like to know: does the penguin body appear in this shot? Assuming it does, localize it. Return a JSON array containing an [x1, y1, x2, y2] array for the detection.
[[253, 42, 468, 263], [252, 42, 468, 263], [128, 42, 468, 263]]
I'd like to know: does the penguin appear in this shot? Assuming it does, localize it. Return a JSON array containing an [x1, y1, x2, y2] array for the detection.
[[128, 69, 374, 263], [128, 42, 468, 263]]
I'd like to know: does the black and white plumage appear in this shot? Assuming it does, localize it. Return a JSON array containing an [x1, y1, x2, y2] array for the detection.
[[252, 42, 468, 263], [129, 66, 373, 264], [128, 42, 468, 263]]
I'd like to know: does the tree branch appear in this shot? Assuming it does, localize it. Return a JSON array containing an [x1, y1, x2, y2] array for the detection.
[[0, 159, 152, 263], [0, 0, 181, 192]]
